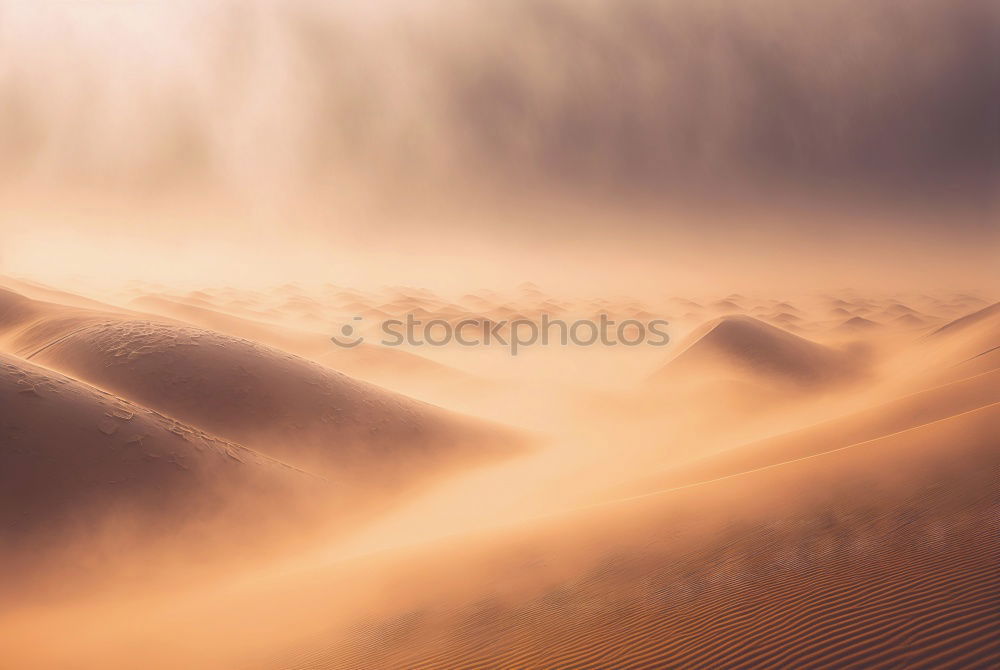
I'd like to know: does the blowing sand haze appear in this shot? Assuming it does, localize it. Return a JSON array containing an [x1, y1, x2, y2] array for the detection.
[[0, 0, 997, 668]]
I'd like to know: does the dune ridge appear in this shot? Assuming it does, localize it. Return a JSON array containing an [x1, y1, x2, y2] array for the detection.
[[628, 368, 1000, 494], [259, 396, 1000, 669], [930, 301, 1000, 338], [650, 314, 862, 388], [0, 287, 525, 489], [128, 293, 473, 387]]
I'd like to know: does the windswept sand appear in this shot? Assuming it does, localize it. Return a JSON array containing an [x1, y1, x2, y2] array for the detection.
[[0, 280, 996, 669], [0, 287, 525, 489], [0, 351, 331, 596], [258, 403, 998, 669], [0, 1, 995, 664]]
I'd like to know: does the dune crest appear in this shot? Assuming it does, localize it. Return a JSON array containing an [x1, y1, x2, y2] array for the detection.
[[32, 319, 522, 484], [1, 287, 525, 493], [651, 315, 862, 388]]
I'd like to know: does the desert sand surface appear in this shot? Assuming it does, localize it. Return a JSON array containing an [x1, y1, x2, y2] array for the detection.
[[0, 287, 523, 488], [1, 277, 997, 669], [0, 351, 332, 595]]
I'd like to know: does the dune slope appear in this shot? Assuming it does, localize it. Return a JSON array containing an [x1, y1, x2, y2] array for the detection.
[[262, 403, 1000, 669], [930, 301, 1000, 338], [630, 367, 1000, 492], [650, 315, 861, 388], [0, 288, 522, 484], [0, 352, 324, 553], [128, 294, 471, 387], [913, 302, 1000, 383]]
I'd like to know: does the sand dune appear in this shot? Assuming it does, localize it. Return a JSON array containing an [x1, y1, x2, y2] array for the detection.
[[627, 367, 1000, 493], [710, 299, 742, 312], [1, 288, 995, 669], [129, 293, 472, 388], [259, 394, 1000, 669], [0, 287, 136, 357], [930, 301, 1000, 338], [836, 315, 881, 332], [0, 275, 128, 313], [891, 312, 931, 329], [774, 301, 801, 313], [30, 321, 520, 484], [0, 352, 325, 565], [914, 302, 1000, 383], [768, 311, 802, 325], [129, 294, 327, 352], [1, 288, 522, 489], [650, 315, 862, 389]]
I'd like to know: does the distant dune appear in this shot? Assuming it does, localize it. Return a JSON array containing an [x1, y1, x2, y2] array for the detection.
[[650, 315, 861, 389], [836, 315, 882, 332], [892, 313, 928, 327], [768, 311, 802, 325], [710, 299, 742, 312]]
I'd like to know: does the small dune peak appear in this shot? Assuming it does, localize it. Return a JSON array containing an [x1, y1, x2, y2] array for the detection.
[[653, 314, 856, 388], [774, 301, 801, 313], [769, 312, 801, 324], [883, 302, 917, 316], [710, 299, 742, 312], [838, 316, 881, 331], [892, 313, 927, 328]]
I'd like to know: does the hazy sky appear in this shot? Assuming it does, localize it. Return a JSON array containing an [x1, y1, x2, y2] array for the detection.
[[0, 0, 996, 289]]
